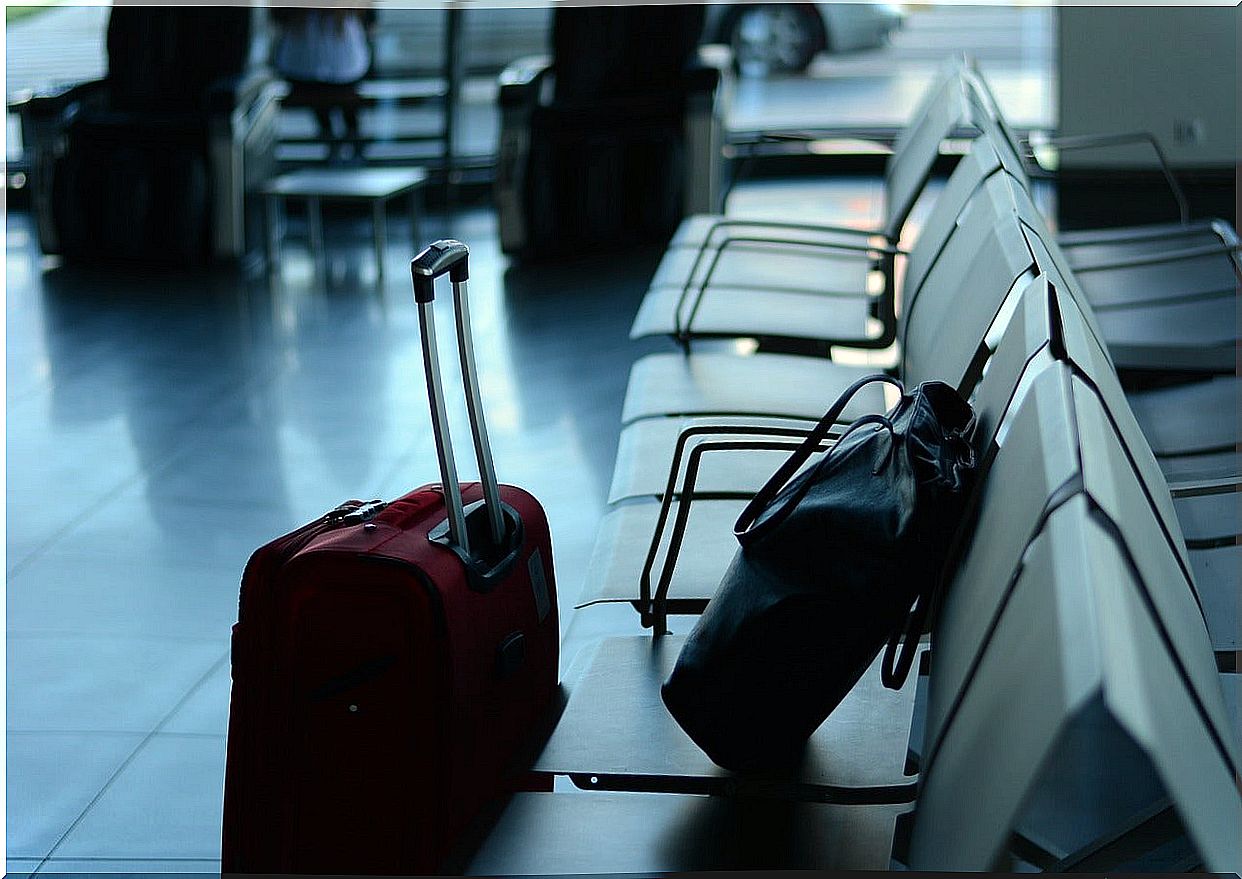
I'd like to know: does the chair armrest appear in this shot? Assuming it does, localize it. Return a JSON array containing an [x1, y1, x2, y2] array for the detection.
[[1029, 130, 1189, 226], [1073, 240, 1240, 274], [498, 55, 552, 108], [683, 217, 891, 251], [683, 43, 730, 95], [1168, 476, 1239, 499], [675, 233, 899, 341], [9, 79, 108, 122], [204, 68, 276, 114], [695, 43, 732, 74], [643, 426, 839, 632]]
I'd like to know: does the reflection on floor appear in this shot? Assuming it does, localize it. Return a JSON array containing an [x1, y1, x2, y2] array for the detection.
[[5, 177, 900, 871], [4, 206, 651, 872]]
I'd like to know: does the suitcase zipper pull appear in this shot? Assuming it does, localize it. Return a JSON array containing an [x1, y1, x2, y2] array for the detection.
[[326, 499, 388, 527]]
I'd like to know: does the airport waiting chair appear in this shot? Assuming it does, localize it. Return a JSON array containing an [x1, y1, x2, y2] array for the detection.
[[909, 110, 1241, 479], [961, 59, 1238, 268], [597, 271, 1238, 654], [999, 181, 1241, 480], [1017, 217, 1241, 378], [13, 6, 280, 265], [1000, 209, 1241, 476], [914, 500, 1238, 871], [641, 65, 1237, 377], [582, 176, 1043, 616], [621, 154, 1034, 428], [463, 307, 1238, 875], [962, 67, 1240, 375], [616, 180, 1236, 501], [631, 114, 1018, 356], [630, 58, 975, 351], [531, 213, 1035, 785], [913, 372, 1239, 869]]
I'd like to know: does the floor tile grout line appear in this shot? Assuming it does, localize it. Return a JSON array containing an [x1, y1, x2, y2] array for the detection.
[[31, 648, 233, 874], [39, 856, 224, 863], [8, 360, 293, 579], [5, 631, 231, 646], [8, 729, 227, 740], [8, 546, 270, 580]]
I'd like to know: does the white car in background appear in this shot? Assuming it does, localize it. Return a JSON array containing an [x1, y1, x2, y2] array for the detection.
[[371, 4, 903, 79], [705, 3, 906, 75]]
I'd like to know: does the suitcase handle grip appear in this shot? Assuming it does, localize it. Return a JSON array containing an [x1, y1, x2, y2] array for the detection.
[[412, 240, 507, 561], [412, 239, 469, 302]]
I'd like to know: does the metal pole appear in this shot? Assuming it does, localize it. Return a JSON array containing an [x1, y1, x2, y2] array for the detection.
[[443, 8, 464, 222]]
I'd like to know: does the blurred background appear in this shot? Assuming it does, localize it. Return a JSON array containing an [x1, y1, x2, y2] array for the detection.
[[4, 2, 1236, 874], [6, 2, 1055, 190]]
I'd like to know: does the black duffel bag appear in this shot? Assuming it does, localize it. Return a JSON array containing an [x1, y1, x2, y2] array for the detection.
[[661, 374, 977, 771]]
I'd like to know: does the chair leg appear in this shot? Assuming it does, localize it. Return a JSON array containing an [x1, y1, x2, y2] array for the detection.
[[265, 194, 282, 282], [307, 196, 326, 282], [373, 198, 388, 284], [410, 189, 422, 247]]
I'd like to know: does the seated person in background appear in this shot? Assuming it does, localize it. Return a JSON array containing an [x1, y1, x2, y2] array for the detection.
[[271, 6, 376, 162]]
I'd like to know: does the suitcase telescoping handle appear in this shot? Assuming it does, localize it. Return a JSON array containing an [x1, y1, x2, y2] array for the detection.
[[412, 240, 505, 557]]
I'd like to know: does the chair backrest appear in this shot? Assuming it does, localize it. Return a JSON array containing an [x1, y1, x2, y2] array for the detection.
[[107, 7, 253, 113], [924, 364, 1081, 750], [1066, 371, 1231, 751], [967, 273, 1058, 458], [882, 65, 974, 242], [1049, 271, 1195, 580], [900, 128, 1010, 301], [913, 356, 1239, 869], [928, 345, 1234, 760], [899, 170, 1037, 392], [911, 491, 1242, 872], [960, 62, 1032, 188], [889, 55, 968, 164], [1000, 191, 1198, 587], [907, 63, 1242, 873]]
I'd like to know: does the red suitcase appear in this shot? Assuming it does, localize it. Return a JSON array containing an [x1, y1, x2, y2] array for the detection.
[[222, 240, 559, 875]]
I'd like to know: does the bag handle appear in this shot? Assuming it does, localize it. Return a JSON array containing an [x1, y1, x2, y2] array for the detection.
[[412, 239, 505, 554], [881, 413, 985, 690], [881, 590, 930, 689], [734, 374, 905, 538]]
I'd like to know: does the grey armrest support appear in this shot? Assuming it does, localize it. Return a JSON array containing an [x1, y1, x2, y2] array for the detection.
[[1030, 130, 1189, 226], [639, 421, 840, 630], [675, 234, 898, 341], [1168, 476, 1239, 499], [644, 431, 838, 633]]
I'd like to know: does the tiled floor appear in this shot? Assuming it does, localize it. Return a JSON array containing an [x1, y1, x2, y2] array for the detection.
[[2, 205, 640, 871], [6, 178, 900, 871]]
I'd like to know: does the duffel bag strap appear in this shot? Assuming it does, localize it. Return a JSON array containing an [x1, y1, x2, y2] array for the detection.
[[881, 589, 930, 690], [734, 373, 904, 539], [882, 424, 989, 690]]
